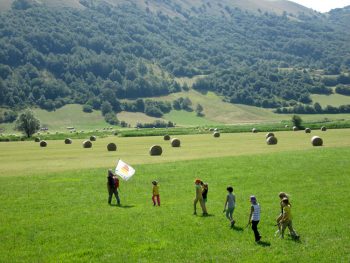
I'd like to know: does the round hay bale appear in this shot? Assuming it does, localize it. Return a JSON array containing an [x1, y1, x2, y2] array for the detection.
[[40, 140, 47, 147], [163, 134, 170, 141], [171, 138, 181, 147], [285, 125, 289, 128], [311, 136, 323, 146], [107, 143, 117, 151], [321, 126, 327, 131], [34, 137, 40, 142], [83, 140, 92, 148], [266, 136, 278, 145], [252, 128, 258, 133], [265, 132, 274, 139], [305, 128, 311, 133], [293, 126, 298, 131], [149, 145, 162, 156], [64, 138, 72, 144], [213, 132, 220, 138], [113, 131, 118, 136], [90, 135, 96, 141]]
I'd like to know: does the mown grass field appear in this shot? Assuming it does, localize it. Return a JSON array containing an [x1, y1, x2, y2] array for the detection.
[[0, 129, 350, 262]]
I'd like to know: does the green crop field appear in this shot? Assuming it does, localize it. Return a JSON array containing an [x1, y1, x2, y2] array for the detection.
[[0, 129, 350, 262]]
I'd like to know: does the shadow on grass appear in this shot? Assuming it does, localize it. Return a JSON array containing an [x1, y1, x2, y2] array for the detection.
[[256, 241, 271, 247], [287, 237, 302, 244], [119, 205, 135, 209], [231, 226, 244, 232]]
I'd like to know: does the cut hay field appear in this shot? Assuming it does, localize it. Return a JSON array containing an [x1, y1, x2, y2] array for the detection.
[[1, 129, 350, 177], [0, 129, 349, 262]]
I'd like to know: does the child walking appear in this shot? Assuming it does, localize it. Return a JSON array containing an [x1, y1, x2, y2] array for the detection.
[[276, 192, 290, 236], [247, 195, 261, 242], [193, 179, 208, 216], [152, 181, 160, 206], [280, 198, 299, 239], [223, 186, 236, 227]]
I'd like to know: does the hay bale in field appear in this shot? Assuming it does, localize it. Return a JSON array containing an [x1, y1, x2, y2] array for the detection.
[[34, 137, 40, 142], [311, 136, 323, 146], [285, 125, 289, 128], [83, 140, 92, 148], [64, 138, 72, 144], [265, 132, 274, 139], [90, 135, 96, 141], [171, 138, 181, 147], [164, 134, 170, 141], [149, 145, 162, 156], [252, 128, 258, 133], [293, 126, 298, 131], [213, 132, 220, 138], [321, 126, 327, 131], [107, 143, 117, 151], [266, 136, 278, 145], [40, 140, 47, 147], [305, 128, 311, 133], [113, 131, 118, 136]]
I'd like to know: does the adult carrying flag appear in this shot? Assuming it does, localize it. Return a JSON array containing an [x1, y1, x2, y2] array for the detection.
[[115, 159, 135, 181]]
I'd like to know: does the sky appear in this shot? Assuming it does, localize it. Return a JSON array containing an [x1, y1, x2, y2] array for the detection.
[[289, 0, 350, 12]]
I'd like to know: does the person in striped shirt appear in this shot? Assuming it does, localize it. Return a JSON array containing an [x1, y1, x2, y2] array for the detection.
[[248, 195, 261, 242]]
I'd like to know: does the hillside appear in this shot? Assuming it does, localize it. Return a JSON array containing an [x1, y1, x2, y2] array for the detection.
[[0, 0, 316, 16], [0, 0, 350, 126]]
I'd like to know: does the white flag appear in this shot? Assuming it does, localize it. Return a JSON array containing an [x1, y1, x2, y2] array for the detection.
[[115, 159, 135, 181]]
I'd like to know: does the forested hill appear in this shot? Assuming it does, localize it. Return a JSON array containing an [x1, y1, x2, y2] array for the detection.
[[0, 0, 350, 114]]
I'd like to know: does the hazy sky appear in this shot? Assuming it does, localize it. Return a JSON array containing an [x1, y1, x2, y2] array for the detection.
[[289, 0, 350, 12]]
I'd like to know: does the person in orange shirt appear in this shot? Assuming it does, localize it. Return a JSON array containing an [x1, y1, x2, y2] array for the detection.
[[152, 181, 160, 206]]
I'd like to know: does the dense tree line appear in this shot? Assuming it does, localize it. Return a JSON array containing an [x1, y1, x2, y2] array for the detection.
[[0, 1, 349, 114], [275, 103, 350, 114]]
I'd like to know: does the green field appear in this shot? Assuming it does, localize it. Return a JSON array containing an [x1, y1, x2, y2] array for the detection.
[[311, 93, 350, 107], [0, 130, 350, 262]]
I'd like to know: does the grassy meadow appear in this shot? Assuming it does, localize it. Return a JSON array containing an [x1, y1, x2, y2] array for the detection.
[[0, 129, 350, 262]]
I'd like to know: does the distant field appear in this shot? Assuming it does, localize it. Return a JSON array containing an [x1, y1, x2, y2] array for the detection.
[[33, 104, 108, 132], [163, 110, 220, 126], [117, 111, 165, 127], [0, 130, 349, 261], [2, 90, 350, 135], [311, 93, 350, 107]]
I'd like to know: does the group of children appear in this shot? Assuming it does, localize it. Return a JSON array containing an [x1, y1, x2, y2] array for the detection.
[[193, 179, 299, 242], [107, 170, 299, 242]]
